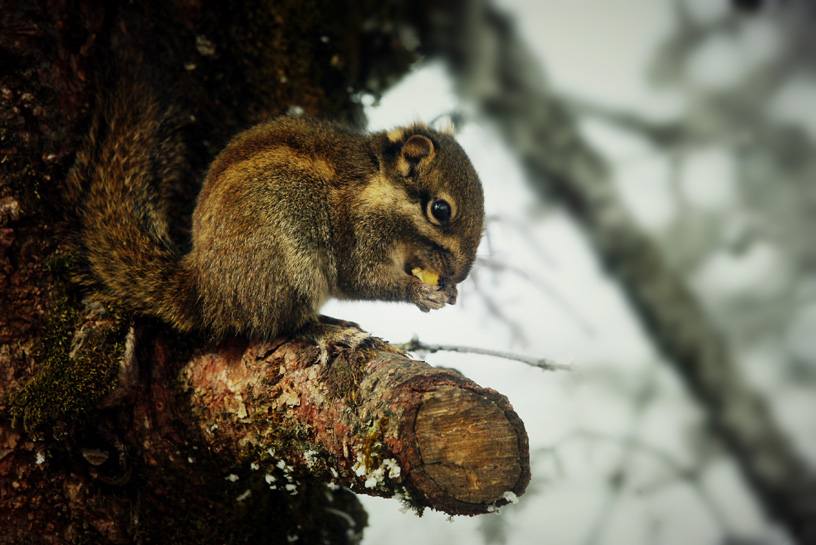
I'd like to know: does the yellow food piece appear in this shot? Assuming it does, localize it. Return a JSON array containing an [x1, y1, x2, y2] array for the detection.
[[411, 267, 439, 286]]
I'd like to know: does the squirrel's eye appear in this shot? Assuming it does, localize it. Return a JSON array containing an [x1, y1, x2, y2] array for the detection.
[[429, 198, 452, 225]]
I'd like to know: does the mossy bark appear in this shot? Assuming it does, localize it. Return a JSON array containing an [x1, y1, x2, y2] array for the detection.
[[179, 337, 529, 516]]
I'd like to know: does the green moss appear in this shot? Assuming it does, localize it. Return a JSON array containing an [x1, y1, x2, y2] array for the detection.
[[43, 247, 78, 275], [359, 416, 388, 470], [395, 486, 425, 517], [9, 285, 128, 436]]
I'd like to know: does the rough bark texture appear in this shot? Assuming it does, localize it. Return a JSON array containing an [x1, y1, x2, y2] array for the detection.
[[180, 337, 529, 515], [1, 0, 527, 543], [403, 1, 816, 542]]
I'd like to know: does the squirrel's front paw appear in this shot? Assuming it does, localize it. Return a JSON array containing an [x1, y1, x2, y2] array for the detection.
[[408, 278, 449, 312], [441, 282, 458, 305]]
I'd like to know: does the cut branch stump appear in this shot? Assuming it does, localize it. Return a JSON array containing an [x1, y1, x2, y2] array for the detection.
[[179, 336, 530, 515]]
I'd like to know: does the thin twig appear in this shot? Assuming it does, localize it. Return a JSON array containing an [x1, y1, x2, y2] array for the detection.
[[476, 256, 596, 336], [395, 337, 572, 372]]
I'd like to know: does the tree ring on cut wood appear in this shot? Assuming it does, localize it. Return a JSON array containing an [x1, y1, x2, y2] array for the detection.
[[394, 376, 530, 515]]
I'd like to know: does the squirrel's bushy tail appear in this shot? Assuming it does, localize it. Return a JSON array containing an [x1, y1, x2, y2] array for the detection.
[[66, 77, 201, 331]]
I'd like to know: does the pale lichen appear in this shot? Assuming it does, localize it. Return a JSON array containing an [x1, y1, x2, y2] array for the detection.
[[352, 453, 401, 490]]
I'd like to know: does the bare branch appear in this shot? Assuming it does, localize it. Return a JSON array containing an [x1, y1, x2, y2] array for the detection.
[[395, 337, 572, 372], [178, 334, 531, 515]]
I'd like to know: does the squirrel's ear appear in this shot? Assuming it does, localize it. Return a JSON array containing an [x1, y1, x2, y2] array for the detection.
[[397, 135, 435, 177]]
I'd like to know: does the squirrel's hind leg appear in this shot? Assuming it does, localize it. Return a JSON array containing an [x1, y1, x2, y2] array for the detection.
[[295, 316, 380, 365]]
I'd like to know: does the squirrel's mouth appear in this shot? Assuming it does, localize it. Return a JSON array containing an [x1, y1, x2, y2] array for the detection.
[[404, 261, 452, 287], [403, 258, 420, 277], [403, 260, 458, 304], [403, 260, 439, 279], [402, 253, 455, 289]]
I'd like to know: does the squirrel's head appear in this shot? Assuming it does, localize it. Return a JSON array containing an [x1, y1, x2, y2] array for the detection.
[[377, 124, 485, 289]]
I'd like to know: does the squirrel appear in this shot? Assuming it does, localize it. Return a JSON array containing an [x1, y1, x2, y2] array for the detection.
[[67, 81, 485, 348]]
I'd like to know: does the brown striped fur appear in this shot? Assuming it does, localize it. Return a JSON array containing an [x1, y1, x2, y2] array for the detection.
[[70, 85, 484, 340]]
